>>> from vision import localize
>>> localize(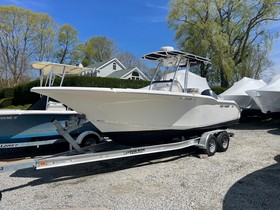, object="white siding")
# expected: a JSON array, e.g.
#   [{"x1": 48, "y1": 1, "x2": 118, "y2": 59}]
[
  {"x1": 97, "y1": 62, "x2": 124, "y2": 77},
  {"x1": 80, "y1": 58, "x2": 149, "y2": 80}
]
